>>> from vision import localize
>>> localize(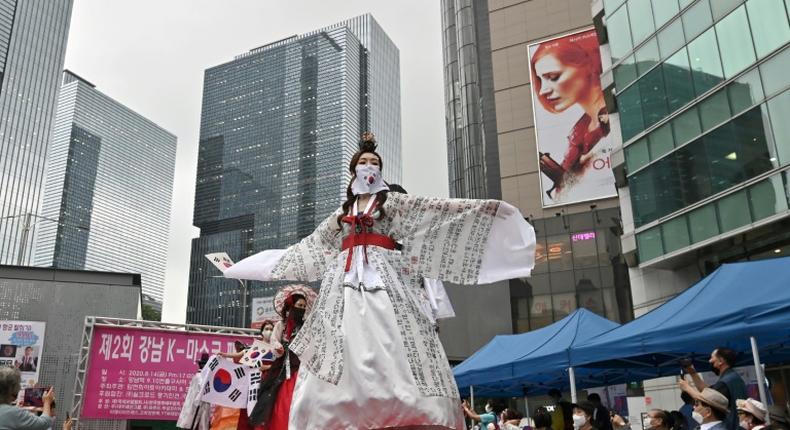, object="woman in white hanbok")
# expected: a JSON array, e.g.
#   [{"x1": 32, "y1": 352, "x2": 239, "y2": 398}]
[{"x1": 225, "y1": 134, "x2": 536, "y2": 430}]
